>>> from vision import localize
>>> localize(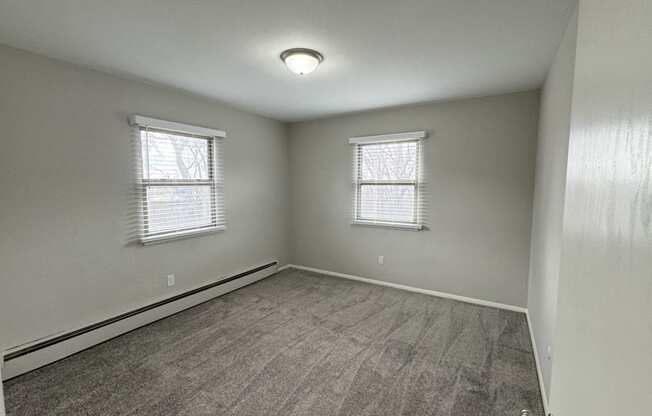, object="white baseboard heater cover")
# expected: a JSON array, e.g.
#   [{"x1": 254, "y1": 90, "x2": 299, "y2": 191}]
[{"x1": 2, "y1": 261, "x2": 278, "y2": 380}]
